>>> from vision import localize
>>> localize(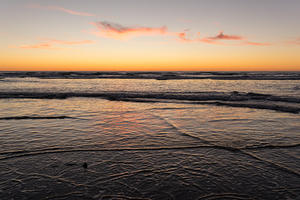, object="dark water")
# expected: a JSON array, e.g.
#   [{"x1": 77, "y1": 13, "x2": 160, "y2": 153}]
[{"x1": 0, "y1": 71, "x2": 299, "y2": 199}]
